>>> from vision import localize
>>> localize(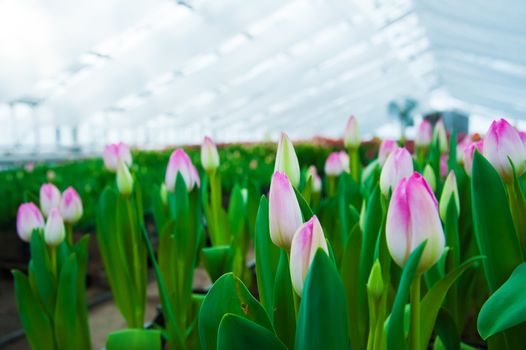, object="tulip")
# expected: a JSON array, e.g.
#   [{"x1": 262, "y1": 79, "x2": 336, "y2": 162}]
[
  {"x1": 165, "y1": 149, "x2": 200, "y2": 192},
  {"x1": 274, "y1": 132, "x2": 301, "y2": 188},
  {"x1": 367, "y1": 260, "x2": 384, "y2": 300},
  {"x1": 40, "y1": 183, "x2": 61, "y2": 217},
  {"x1": 324, "y1": 151, "x2": 349, "y2": 176},
  {"x1": 44, "y1": 208, "x2": 66, "y2": 246},
  {"x1": 456, "y1": 137, "x2": 469, "y2": 164},
  {"x1": 415, "y1": 120, "x2": 432, "y2": 148},
  {"x1": 386, "y1": 172, "x2": 445, "y2": 272},
  {"x1": 423, "y1": 164, "x2": 436, "y2": 192},
  {"x1": 60, "y1": 187, "x2": 83, "y2": 224},
  {"x1": 117, "y1": 160, "x2": 134, "y2": 196},
  {"x1": 439, "y1": 170, "x2": 460, "y2": 221},
  {"x1": 103, "y1": 142, "x2": 132, "y2": 172},
  {"x1": 289, "y1": 215, "x2": 329, "y2": 296},
  {"x1": 378, "y1": 140, "x2": 397, "y2": 166},
  {"x1": 463, "y1": 140, "x2": 484, "y2": 177},
  {"x1": 16, "y1": 203, "x2": 45, "y2": 242},
  {"x1": 307, "y1": 166, "x2": 322, "y2": 193},
  {"x1": 440, "y1": 154, "x2": 448, "y2": 178},
  {"x1": 379, "y1": 147, "x2": 413, "y2": 196},
  {"x1": 434, "y1": 120, "x2": 448, "y2": 154},
  {"x1": 269, "y1": 172, "x2": 303, "y2": 249},
  {"x1": 483, "y1": 119, "x2": 526, "y2": 182},
  {"x1": 338, "y1": 151, "x2": 350, "y2": 173},
  {"x1": 344, "y1": 115, "x2": 360, "y2": 148},
  {"x1": 201, "y1": 136, "x2": 220, "y2": 171}
]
